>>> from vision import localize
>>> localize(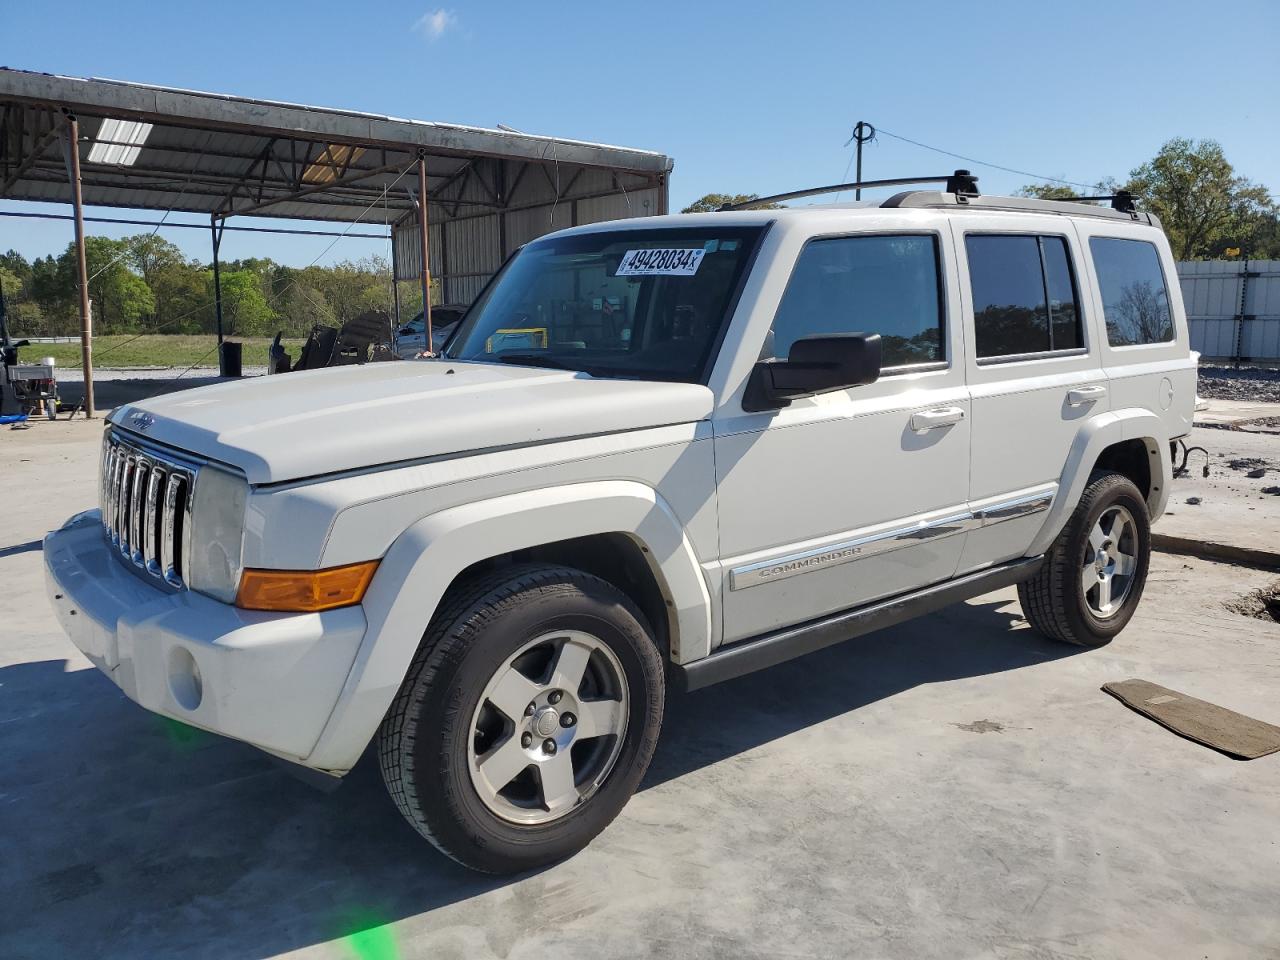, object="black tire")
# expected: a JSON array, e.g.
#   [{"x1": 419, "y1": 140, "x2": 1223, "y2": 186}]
[
  {"x1": 377, "y1": 563, "x2": 665, "y2": 874},
  {"x1": 1018, "y1": 471, "x2": 1152, "y2": 647}
]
